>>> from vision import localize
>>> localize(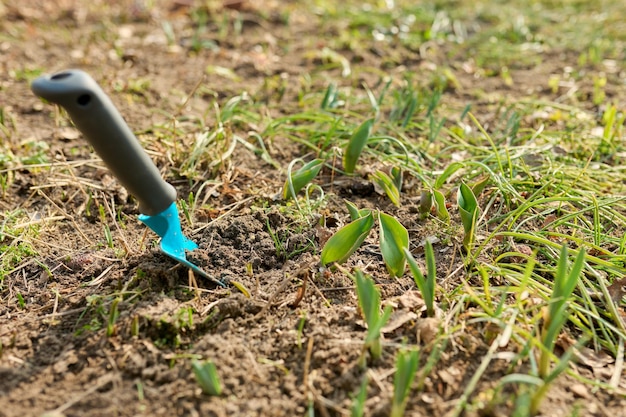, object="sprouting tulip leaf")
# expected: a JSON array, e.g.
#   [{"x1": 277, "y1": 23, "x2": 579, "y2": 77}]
[
  {"x1": 432, "y1": 189, "x2": 450, "y2": 222},
  {"x1": 321, "y1": 212, "x2": 374, "y2": 266},
  {"x1": 345, "y1": 200, "x2": 370, "y2": 221},
  {"x1": 192, "y1": 359, "x2": 222, "y2": 396},
  {"x1": 355, "y1": 270, "x2": 392, "y2": 349},
  {"x1": 370, "y1": 170, "x2": 401, "y2": 207},
  {"x1": 404, "y1": 242, "x2": 436, "y2": 317},
  {"x1": 392, "y1": 349, "x2": 420, "y2": 417},
  {"x1": 378, "y1": 212, "x2": 409, "y2": 277},
  {"x1": 355, "y1": 269, "x2": 380, "y2": 328},
  {"x1": 343, "y1": 118, "x2": 374, "y2": 174},
  {"x1": 282, "y1": 158, "x2": 324, "y2": 200},
  {"x1": 321, "y1": 82, "x2": 339, "y2": 109},
  {"x1": 458, "y1": 182, "x2": 479, "y2": 248},
  {"x1": 391, "y1": 166, "x2": 403, "y2": 191},
  {"x1": 471, "y1": 175, "x2": 490, "y2": 196},
  {"x1": 434, "y1": 162, "x2": 463, "y2": 189},
  {"x1": 419, "y1": 190, "x2": 433, "y2": 217}
]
